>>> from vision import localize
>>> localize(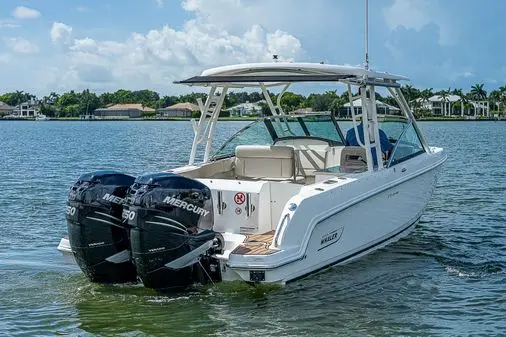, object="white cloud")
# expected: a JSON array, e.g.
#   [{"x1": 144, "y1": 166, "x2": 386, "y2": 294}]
[
  {"x1": 49, "y1": 19, "x2": 303, "y2": 92},
  {"x1": 5, "y1": 37, "x2": 39, "y2": 54},
  {"x1": 383, "y1": 0, "x2": 431, "y2": 31},
  {"x1": 0, "y1": 53, "x2": 10, "y2": 62},
  {"x1": 0, "y1": 19, "x2": 20, "y2": 28},
  {"x1": 77, "y1": 6, "x2": 89, "y2": 13},
  {"x1": 180, "y1": 0, "x2": 341, "y2": 44},
  {"x1": 12, "y1": 6, "x2": 41, "y2": 19},
  {"x1": 50, "y1": 22, "x2": 73, "y2": 43},
  {"x1": 383, "y1": 0, "x2": 453, "y2": 46},
  {"x1": 156, "y1": 0, "x2": 164, "y2": 8}
]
